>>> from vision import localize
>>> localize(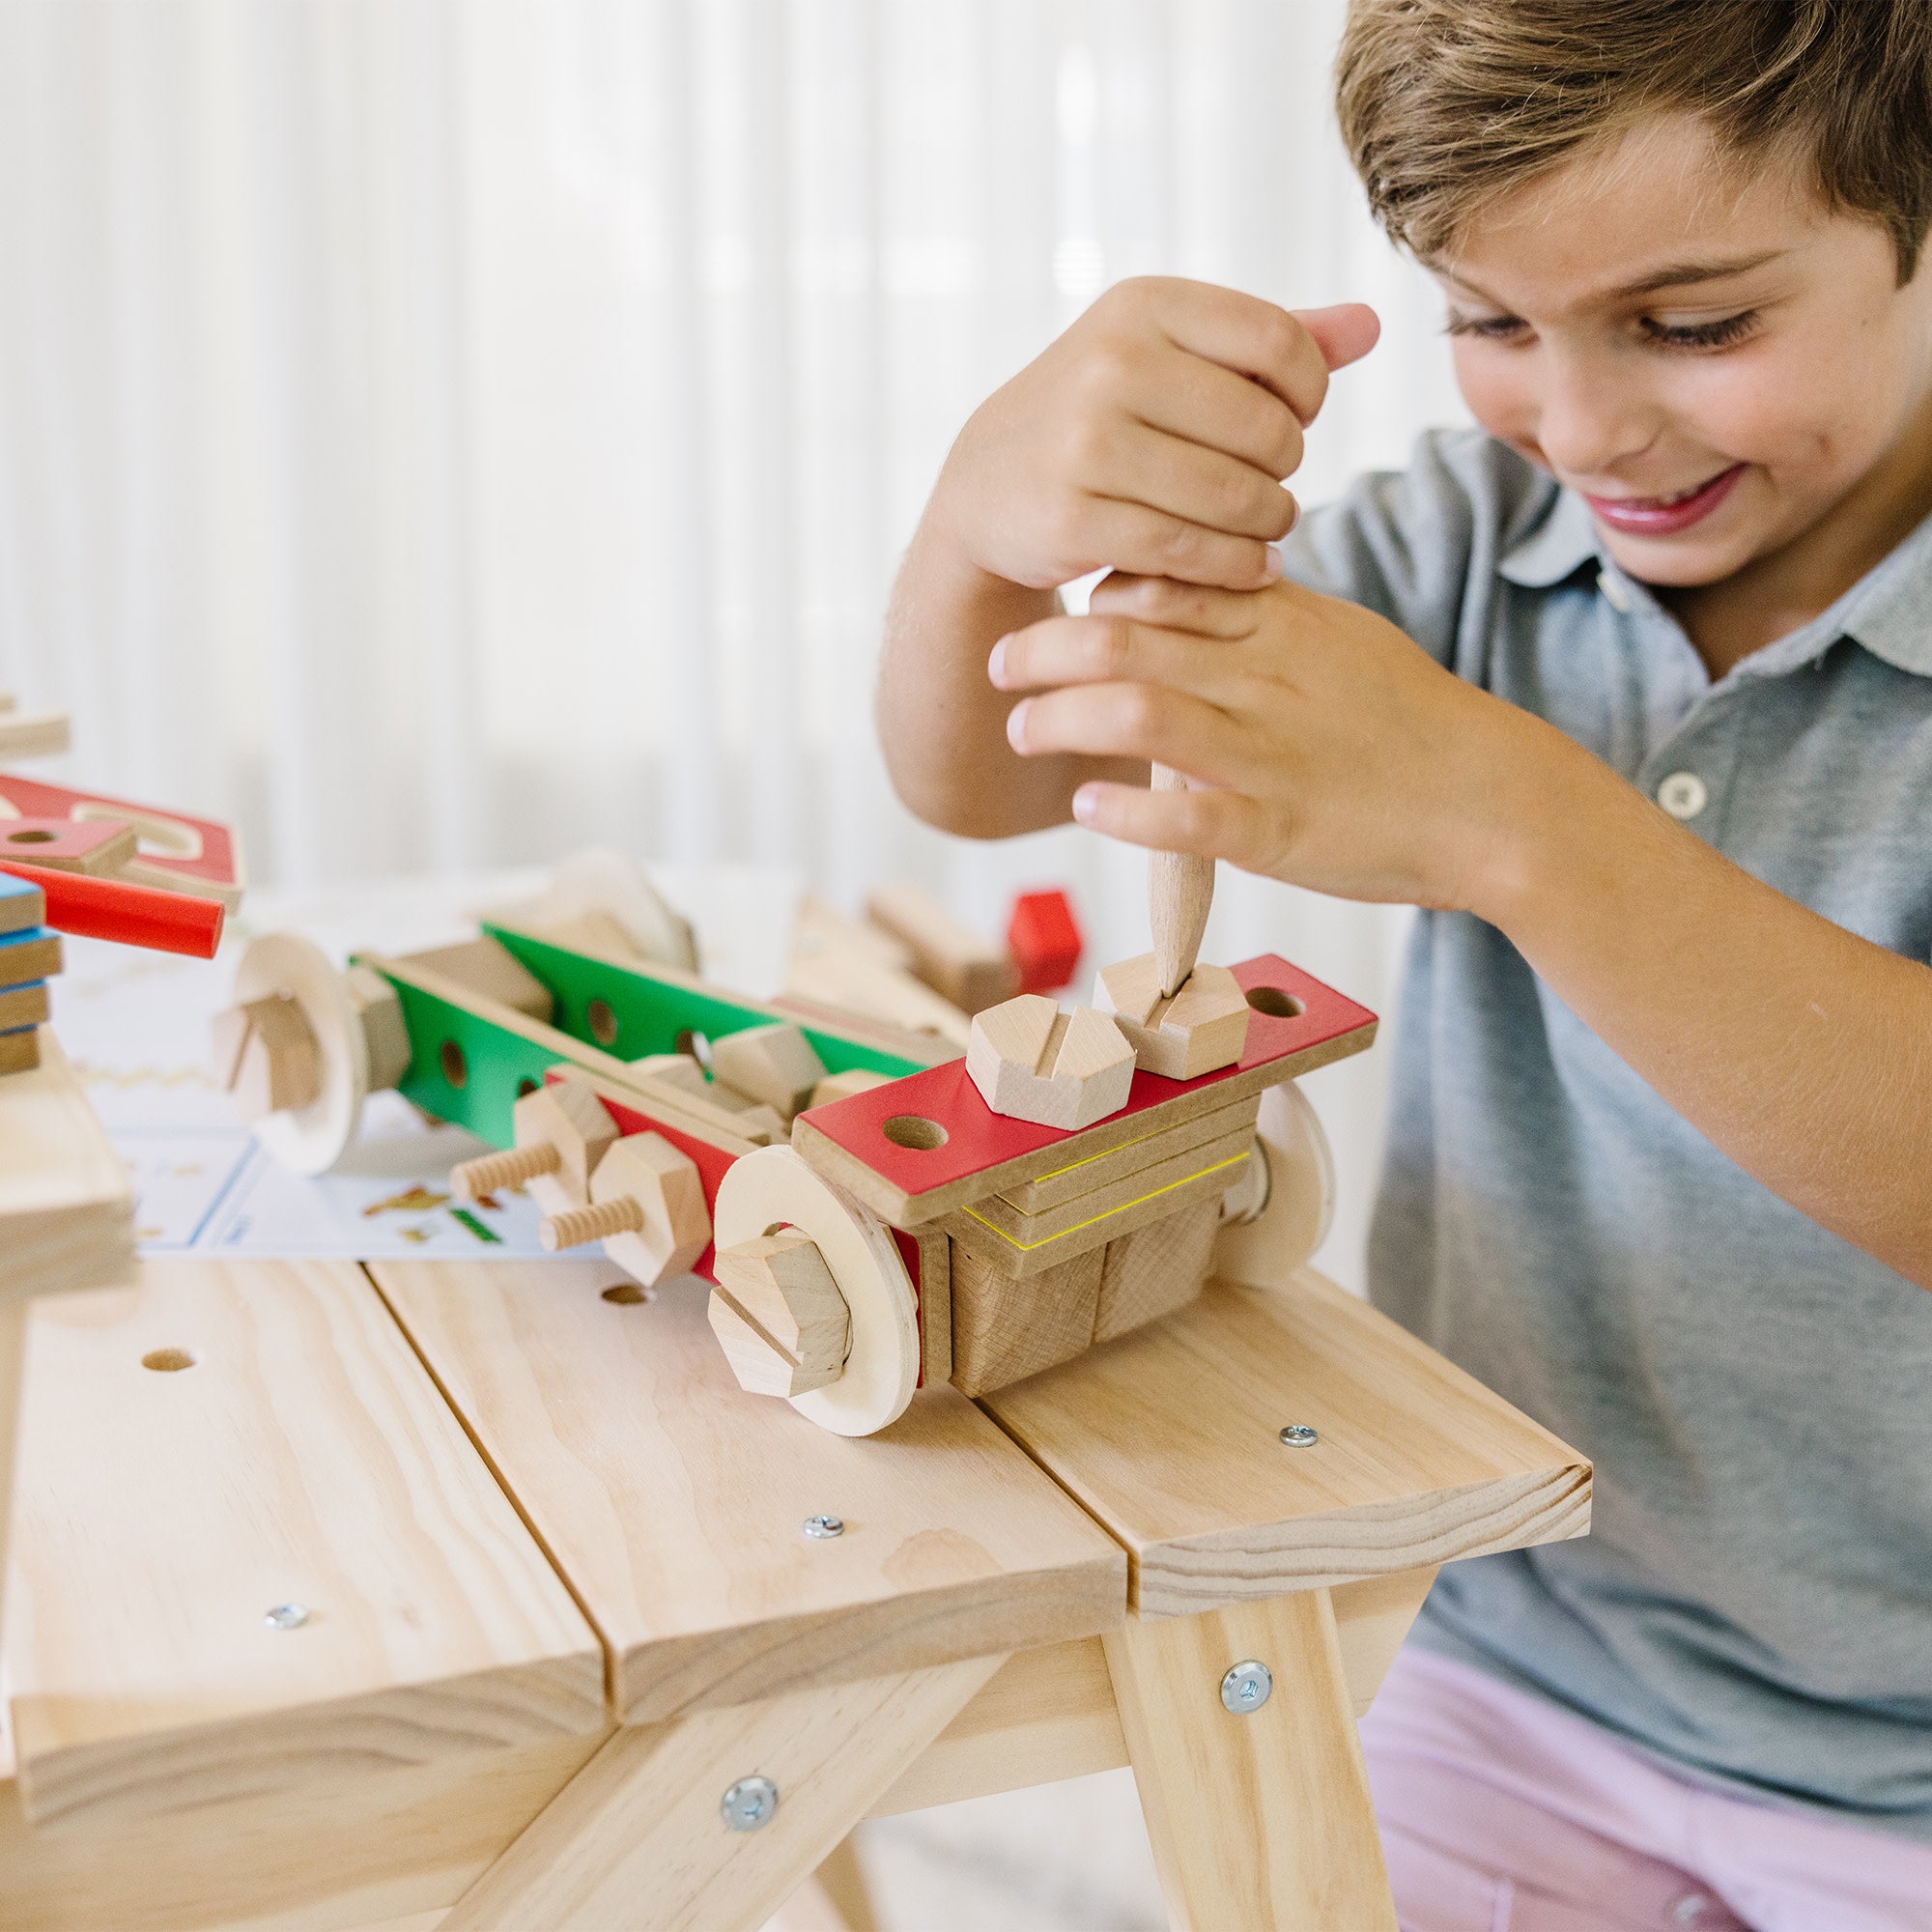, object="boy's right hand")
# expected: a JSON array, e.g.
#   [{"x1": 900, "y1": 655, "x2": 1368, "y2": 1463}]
[{"x1": 927, "y1": 277, "x2": 1379, "y2": 593}]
